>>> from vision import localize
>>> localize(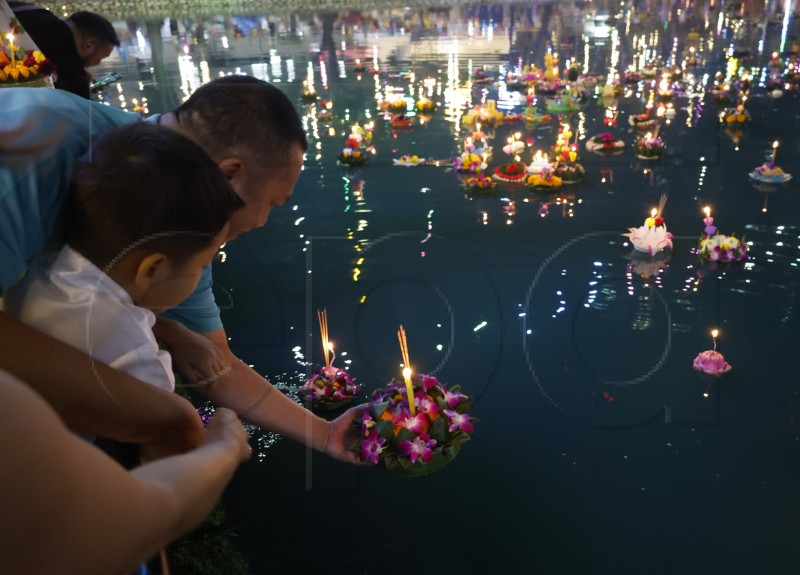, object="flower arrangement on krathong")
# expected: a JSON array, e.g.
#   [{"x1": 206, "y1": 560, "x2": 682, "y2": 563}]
[
  {"x1": 463, "y1": 173, "x2": 496, "y2": 193},
  {"x1": 586, "y1": 132, "x2": 624, "y2": 152},
  {"x1": 624, "y1": 194, "x2": 673, "y2": 256},
  {"x1": 695, "y1": 207, "x2": 749, "y2": 263},
  {"x1": 748, "y1": 141, "x2": 792, "y2": 183},
  {"x1": 0, "y1": 26, "x2": 56, "y2": 85},
  {"x1": 352, "y1": 327, "x2": 475, "y2": 476},
  {"x1": 634, "y1": 133, "x2": 665, "y2": 159},
  {"x1": 338, "y1": 123, "x2": 373, "y2": 167},
  {"x1": 493, "y1": 132, "x2": 527, "y2": 183},
  {"x1": 300, "y1": 309, "x2": 361, "y2": 412}
]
